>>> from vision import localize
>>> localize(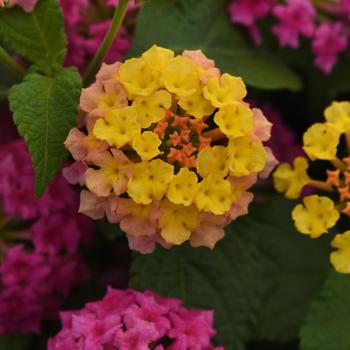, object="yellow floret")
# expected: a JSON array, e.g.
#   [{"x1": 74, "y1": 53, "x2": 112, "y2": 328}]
[
  {"x1": 132, "y1": 90, "x2": 172, "y2": 128},
  {"x1": 167, "y1": 168, "x2": 199, "y2": 206},
  {"x1": 292, "y1": 195, "x2": 340, "y2": 238},
  {"x1": 196, "y1": 146, "x2": 229, "y2": 177},
  {"x1": 227, "y1": 136, "x2": 268, "y2": 177},
  {"x1": 132, "y1": 131, "x2": 162, "y2": 161},
  {"x1": 203, "y1": 73, "x2": 247, "y2": 108},
  {"x1": 142, "y1": 45, "x2": 175, "y2": 75},
  {"x1": 163, "y1": 56, "x2": 199, "y2": 97},
  {"x1": 195, "y1": 174, "x2": 232, "y2": 215},
  {"x1": 159, "y1": 199, "x2": 199, "y2": 244},
  {"x1": 214, "y1": 102, "x2": 253, "y2": 137},
  {"x1": 273, "y1": 157, "x2": 310, "y2": 199},
  {"x1": 127, "y1": 159, "x2": 174, "y2": 205},
  {"x1": 178, "y1": 90, "x2": 216, "y2": 118},
  {"x1": 324, "y1": 101, "x2": 350, "y2": 133},
  {"x1": 303, "y1": 123, "x2": 340, "y2": 160},
  {"x1": 93, "y1": 106, "x2": 141, "y2": 148},
  {"x1": 330, "y1": 231, "x2": 350, "y2": 274},
  {"x1": 119, "y1": 57, "x2": 159, "y2": 96}
]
